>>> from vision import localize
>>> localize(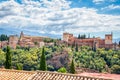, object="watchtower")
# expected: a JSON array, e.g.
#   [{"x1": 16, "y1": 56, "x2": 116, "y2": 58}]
[
  {"x1": 9, "y1": 35, "x2": 18, "y2": 49},
  {"x1": 105, "y1": 33, "x2": 112, "y2": 44},
  {"x1": 63, "y1": 33, "x2": 73, "y2": 42}
]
